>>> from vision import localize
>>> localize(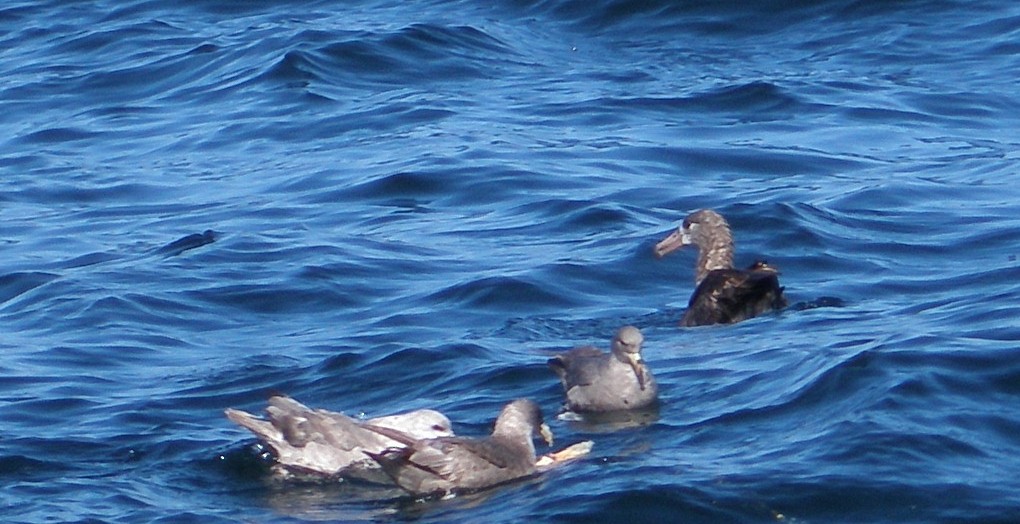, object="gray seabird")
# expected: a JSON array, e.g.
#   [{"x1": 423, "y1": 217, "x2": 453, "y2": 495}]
[
  {"x1": 225, "y1": 395, "x2": 454, "y2": 482},
  {"x1": 548, "y1": 325, "x2": 658, "y2": 412},
  {"x1": 363, "y1": 399, "x2": 553, "y2": 497},
  {"x1": 654, "y1": 209, "x2": 786, "y2": 327}
]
